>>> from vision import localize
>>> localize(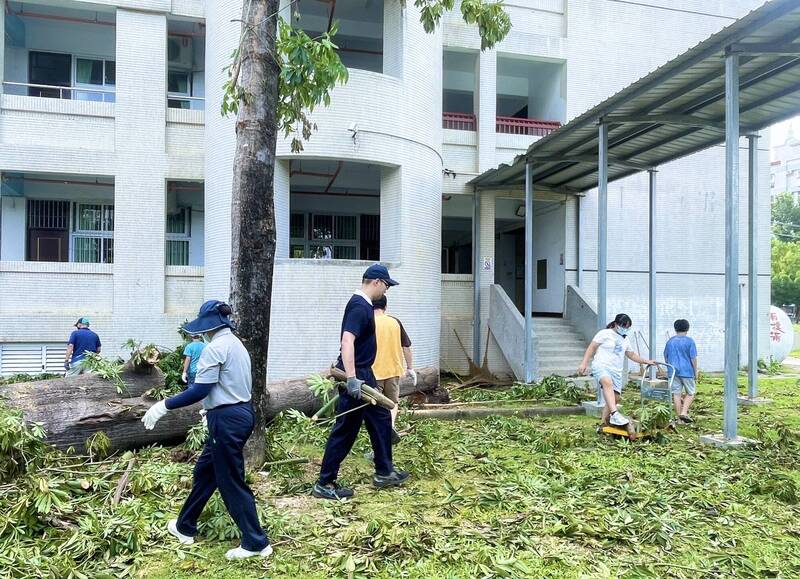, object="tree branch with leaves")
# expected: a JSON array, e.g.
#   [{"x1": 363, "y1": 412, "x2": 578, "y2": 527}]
[{"x1": 223, "y1": 0, "x2": 512, "y2": 466}]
